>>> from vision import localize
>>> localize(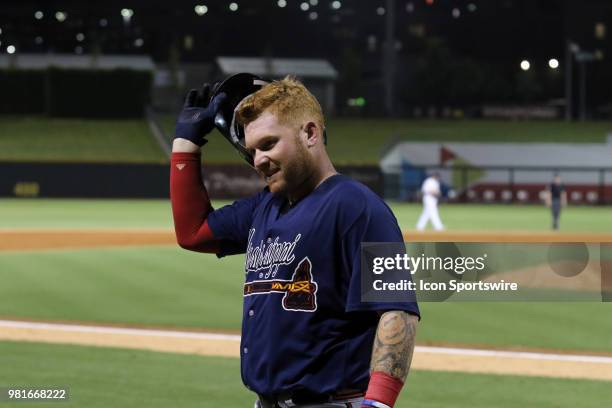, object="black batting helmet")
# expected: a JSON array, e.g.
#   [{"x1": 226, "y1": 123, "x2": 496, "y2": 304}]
[{"x1": 211, "y1": 73, "x2": 269, "y2": 166}]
